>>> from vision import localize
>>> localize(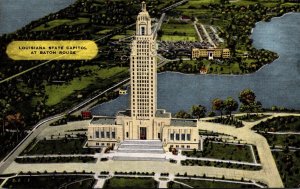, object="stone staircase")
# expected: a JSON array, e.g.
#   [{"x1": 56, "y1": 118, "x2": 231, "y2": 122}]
[{"x1": 112, "y1": 140, "x2": 166, "y2": 161}]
